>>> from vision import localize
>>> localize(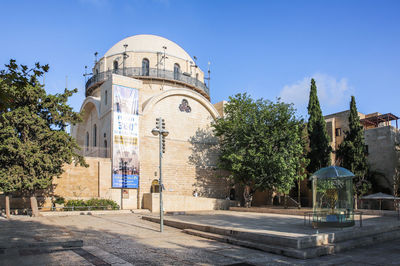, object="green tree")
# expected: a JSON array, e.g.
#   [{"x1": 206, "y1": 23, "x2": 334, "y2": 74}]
[
  {"x1": 212, "y1": 93, "x2": 306, "y2": 207},
  {"x1": 394, "y1": 143, "x2": 400, "y2": 197},
  {"x1": 0, "y1": 59, "x2": 86, "y2": 217},
  {"x1": 307, "y1": 78, "x2": 332, "y2": 174},
  {"x1": 336, "y1": 96, "x2": 369, "y2": 208},
  {"x1": 295, "y1": 123, "x2": 310, "y2": 208}
]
